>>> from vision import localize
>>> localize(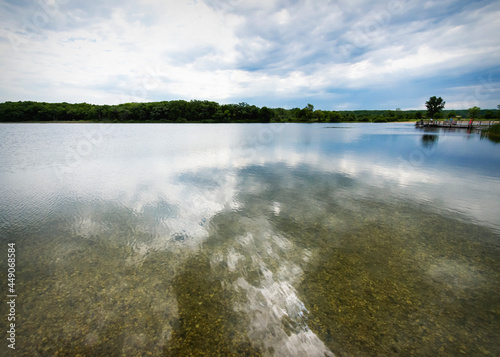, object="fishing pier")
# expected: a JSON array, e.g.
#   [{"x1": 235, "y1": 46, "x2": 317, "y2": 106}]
[{"x1": 415, "y1": 120, "x2": 499, "y2": 132}]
